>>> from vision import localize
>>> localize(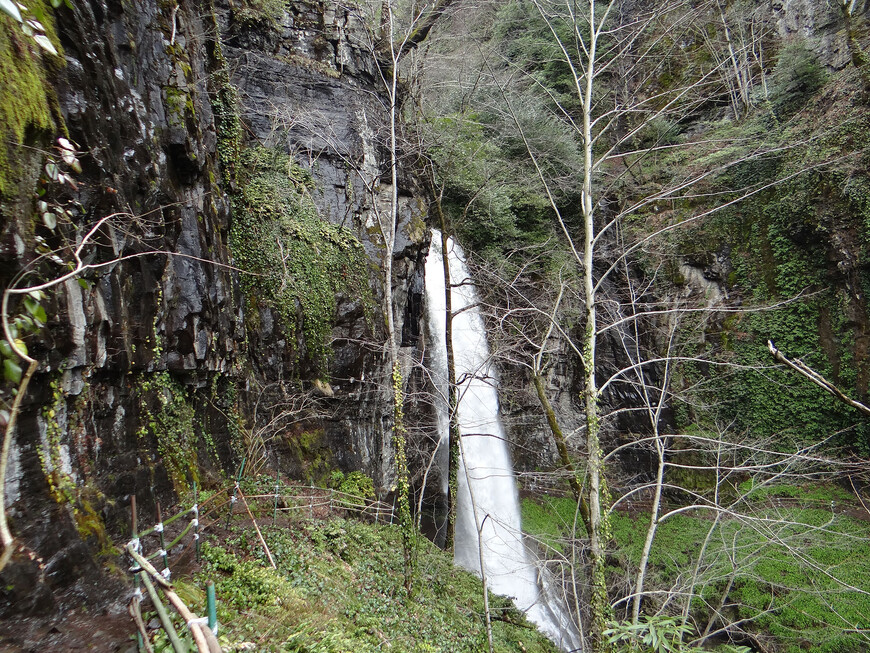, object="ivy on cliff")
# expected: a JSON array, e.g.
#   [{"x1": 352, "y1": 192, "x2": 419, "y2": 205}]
[
  {"x1": 207, "y1": 0, "x2": 241, "y2": 187},
  {"x1": 229, "y1": 146, "x2": 371, "y2": 376},
  {"x1": 671, "y1": 67, "x2": 870, "y2": 453},
  {"x1": 136, "y1": 371, "x2": 199, "y2": 492}
]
